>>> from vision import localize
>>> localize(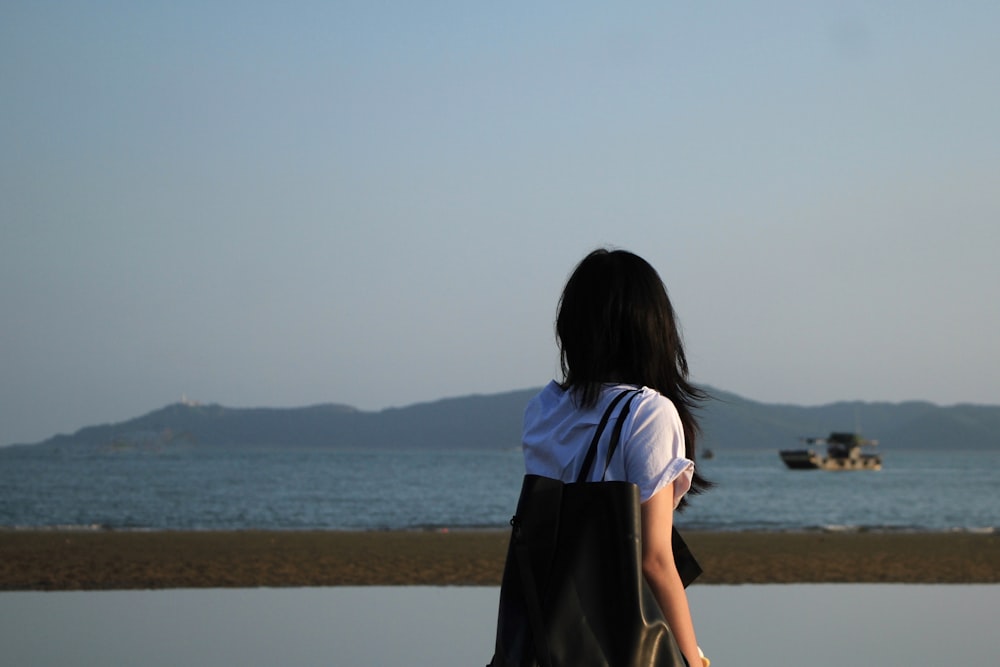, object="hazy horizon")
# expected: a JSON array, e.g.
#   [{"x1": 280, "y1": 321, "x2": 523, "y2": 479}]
[{"x1": 7, "y1": 381, "x2": 999, "y2": 448}]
